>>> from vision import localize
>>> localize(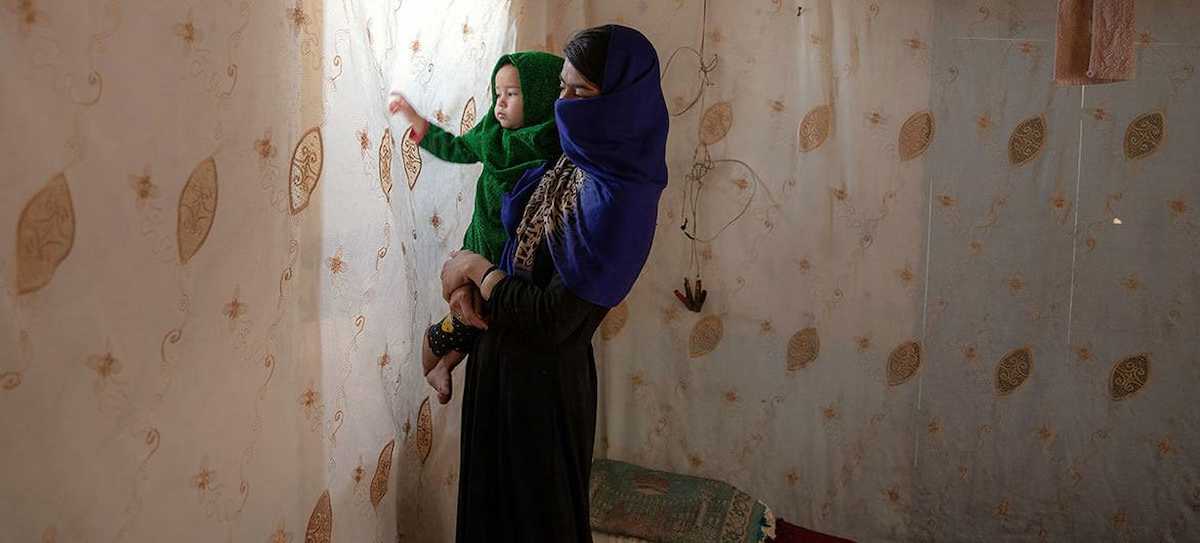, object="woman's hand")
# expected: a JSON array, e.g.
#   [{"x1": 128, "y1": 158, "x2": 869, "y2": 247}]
[
  {"x1": 441, "y1": 250, "x2": 490, "y2": 302},
  {"x1": 387, "y1": 92, "x2": 429, "y2": 144},
  {"x1": 448, "y1": 284, "x2": 488, "y2": 329}
]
